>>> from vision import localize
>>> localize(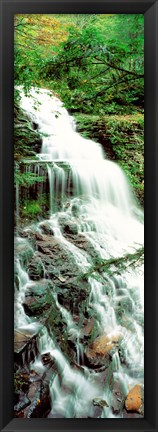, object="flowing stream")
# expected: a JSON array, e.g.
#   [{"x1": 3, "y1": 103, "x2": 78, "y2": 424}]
[{"x1": 14, "y1": 88, "x2": 144, "y2": 418}]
